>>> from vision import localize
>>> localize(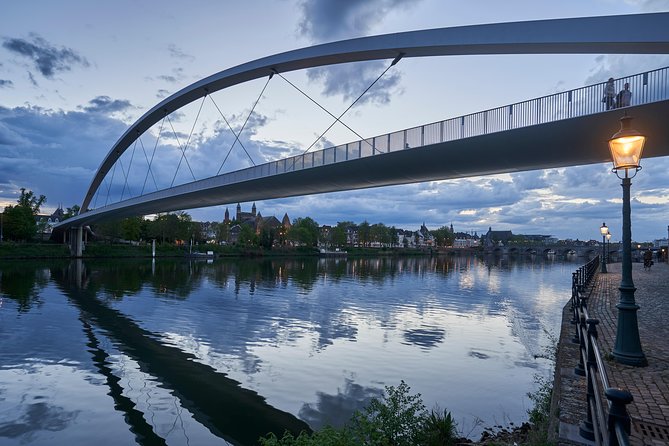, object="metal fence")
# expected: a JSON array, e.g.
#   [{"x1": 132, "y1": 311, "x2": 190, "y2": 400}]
[
  {"x1": 571, "y1": 257, "x2": 633, "y2": 446},
  {"x1": 213, "y1": 65, "x2": 669, "y2": 186}
]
